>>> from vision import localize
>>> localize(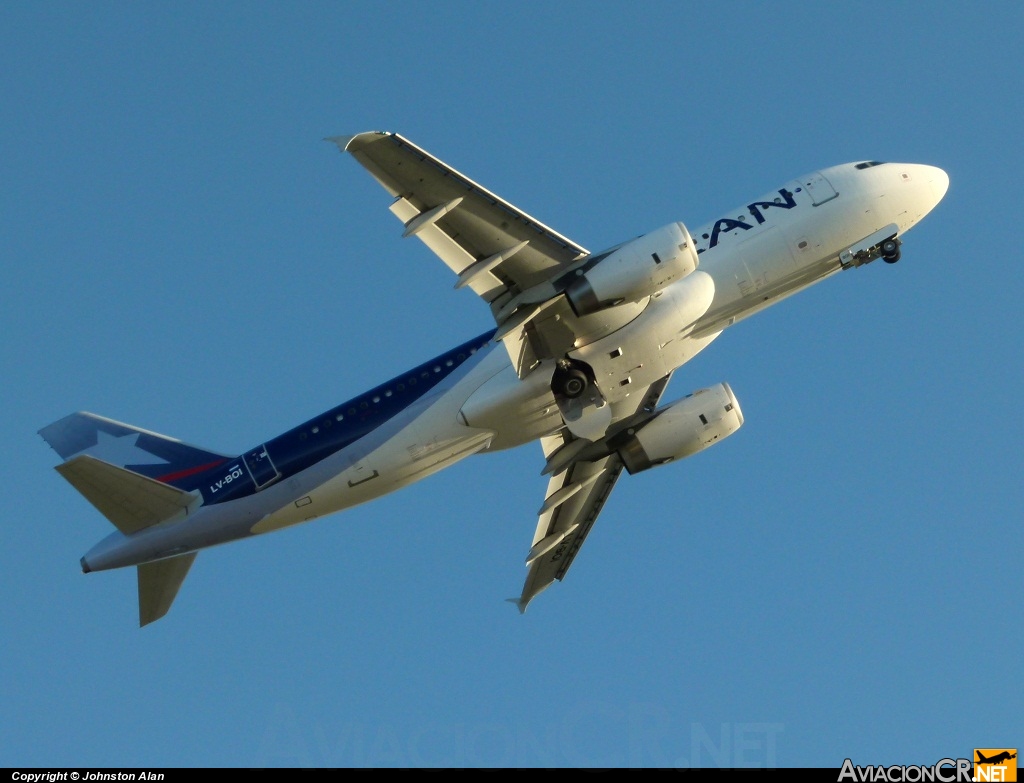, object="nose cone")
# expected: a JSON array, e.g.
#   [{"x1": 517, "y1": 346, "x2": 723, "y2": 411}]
[
  {"x1": 921, "y1": 164, "x2": 950, "y2": 207},
  {"x1": 887, "y1": 163, "x2": 949, "y2": 231},
  {"x1": 906, "y1": 163, "x2": 949, "y2": 216}
]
